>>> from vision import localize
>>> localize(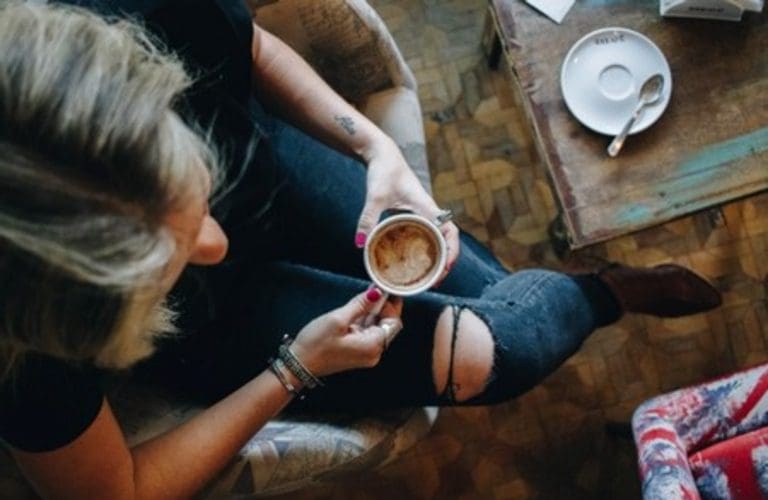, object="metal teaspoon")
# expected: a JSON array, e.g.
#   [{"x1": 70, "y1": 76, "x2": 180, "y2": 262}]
[{"x1": 607, "y1": 73, "x2": 665, "y2": 157}]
